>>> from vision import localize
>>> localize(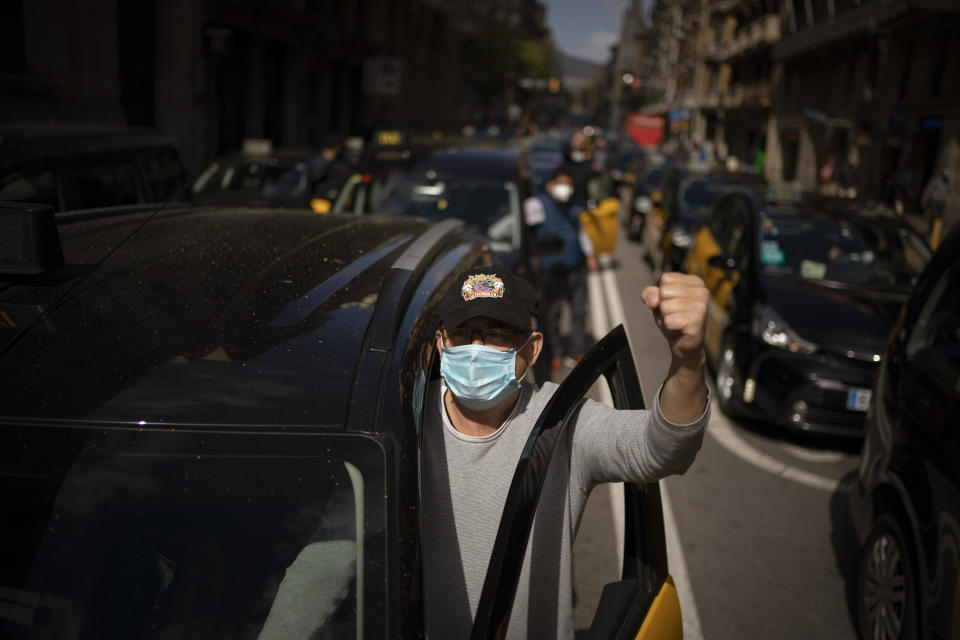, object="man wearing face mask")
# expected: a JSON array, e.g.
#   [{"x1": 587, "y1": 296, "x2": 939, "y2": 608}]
[
  {"x1": 524, "y1": 165, "x2": 597, "y2": 374},
  {"x1": 421, "y1": 266, "x2": 710, "y2": 639}
]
